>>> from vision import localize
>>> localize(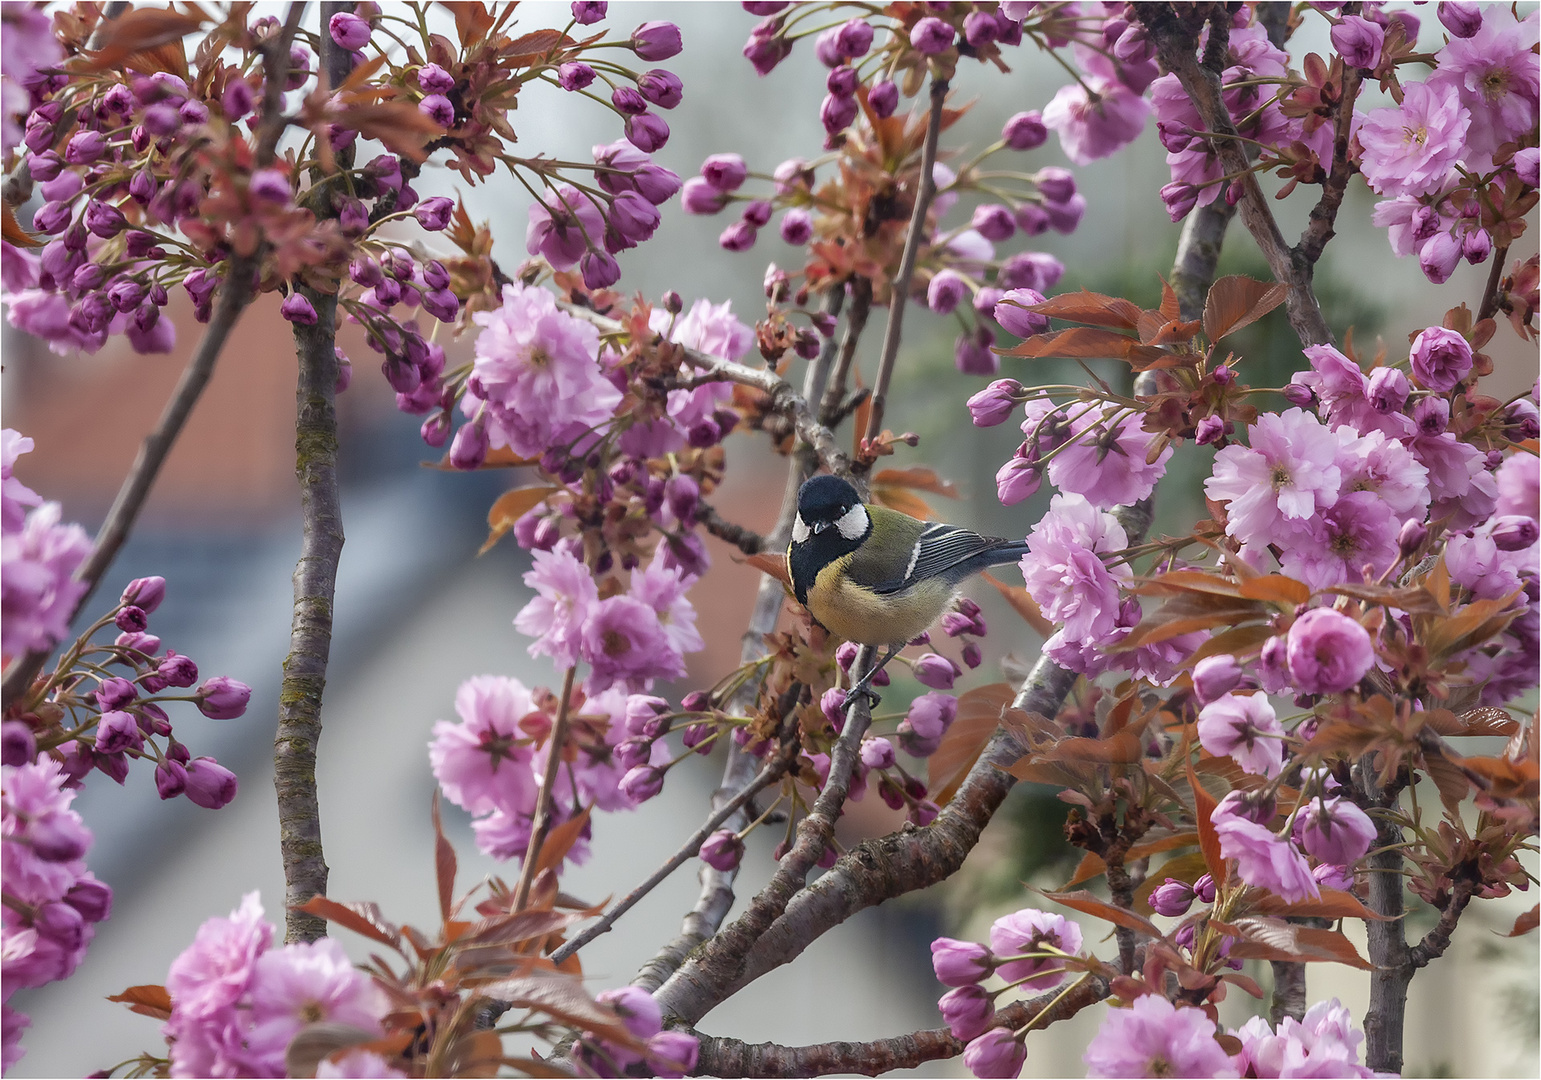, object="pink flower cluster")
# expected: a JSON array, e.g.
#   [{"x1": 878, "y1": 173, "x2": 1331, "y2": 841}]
[
  {"x1": 160, "y1": 892, "x2": 391, "y2": 1077},
  {"x1": 930, "y1": 908, "x2": 1082, "y2": 1076},
  {"x1": 1, "y1": 758, "x2": 112, "y2": 1074},
  {"x1": 1, "y1": 430, "x2": 89, "y2": 658},
  {"x1": 429, "y1": 674, "x2": 671, "y2": 866},
  {"x1": 574, "y1": 986, "x2": 699, "y2": 1078},
  {"x1": 1363, "y1": 8, "x2": 1538, "y2": 281}
]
